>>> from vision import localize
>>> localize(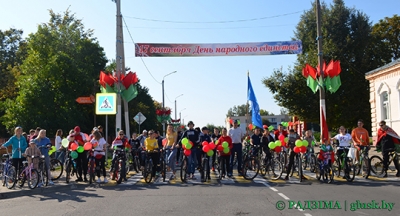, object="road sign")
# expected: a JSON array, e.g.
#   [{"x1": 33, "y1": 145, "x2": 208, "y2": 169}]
[
  {"x1": 76, "y1": 97, "x2": 93, "y2": 104},
  {"x1": 96, "y1": 93, "x2": 117, "y2": 115},
  {"x1": 134, "y1": 112, "x2": 146, "y2": 125}
]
